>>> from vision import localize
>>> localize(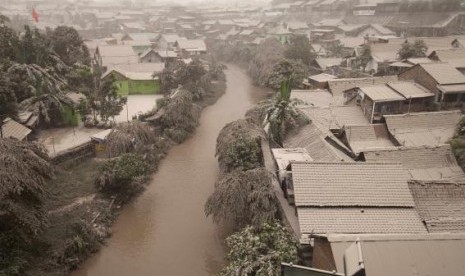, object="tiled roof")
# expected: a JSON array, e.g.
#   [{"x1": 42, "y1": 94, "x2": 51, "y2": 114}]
[
  {"x1": 291, "y1": 90, "x2": 333, "y2": 108},
  {"x1": 1, "y1": 118, "x2": 31, "y2": 141},
  {"x1": 331, "y1": 106, "x2": 368, "y2": 127},
  {"x1": 284, "y1": 123, "x2": 353, "y2": 162},
  {"x1": 409, "y1": 181, "x2": 465, "y2": 232},
  {"x1": 384, "y1": 111, "x2": 462, "y2": 147},
  {"x1": 364, "y1": 145, "x2": 465, "y2": 181},
  {"x1": 344, "y1": 124, "x2": 395, "y2": 154},
  {"x1": 291, "y1": 162, "x2": 414, "y2": 207},
  {"x1": 297, "y1": 207, "x2": 427, "y2": 234}
]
